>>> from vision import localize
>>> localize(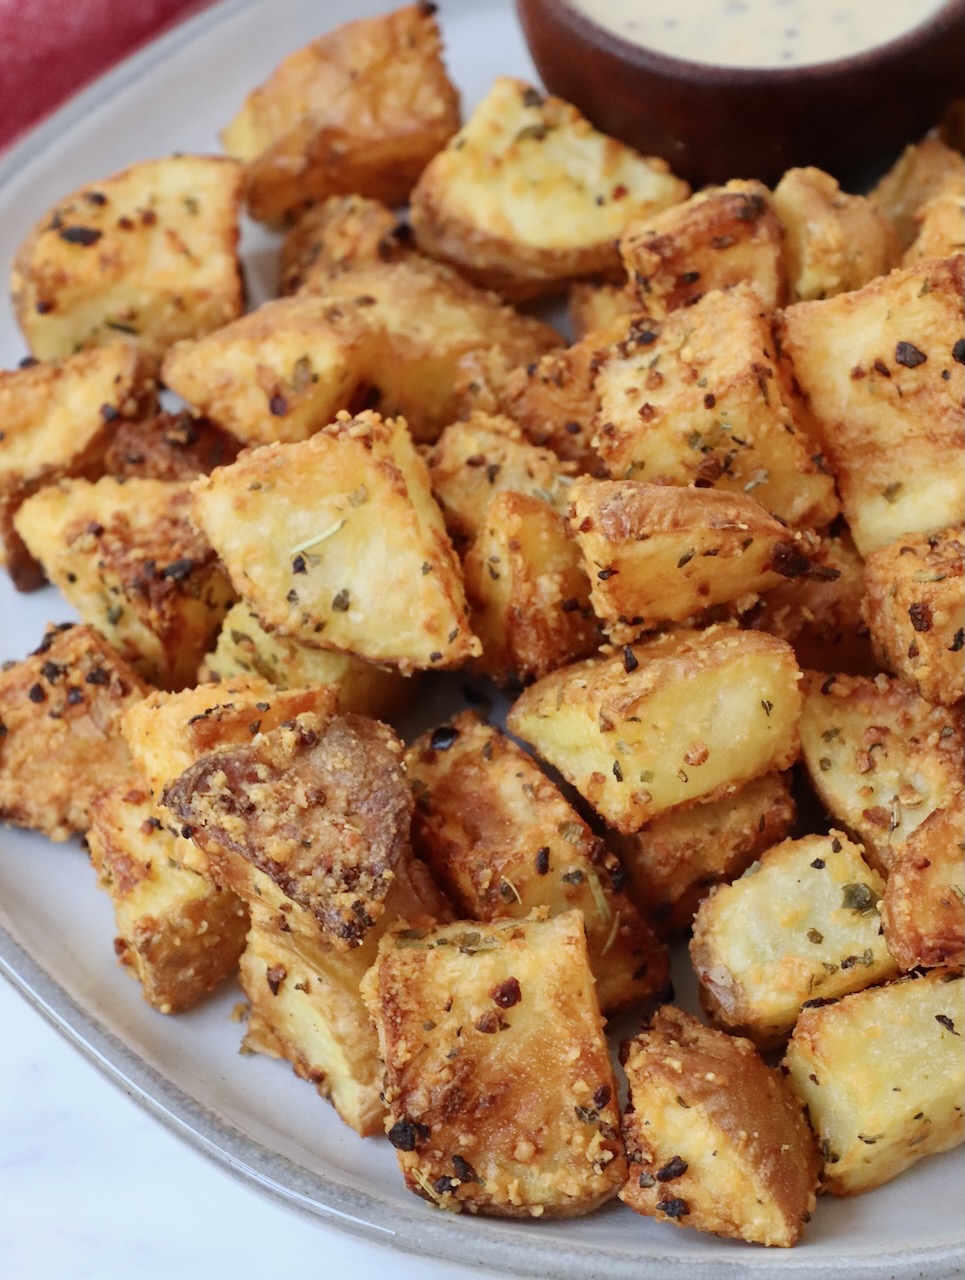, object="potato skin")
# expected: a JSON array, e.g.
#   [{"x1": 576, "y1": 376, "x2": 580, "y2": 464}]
[
  {"x1": 103, "y1": 410, "x2": 241, "y2": 482},
  {"x1": 880, "y1": 802, "x2": 965, "y2": 971}
]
